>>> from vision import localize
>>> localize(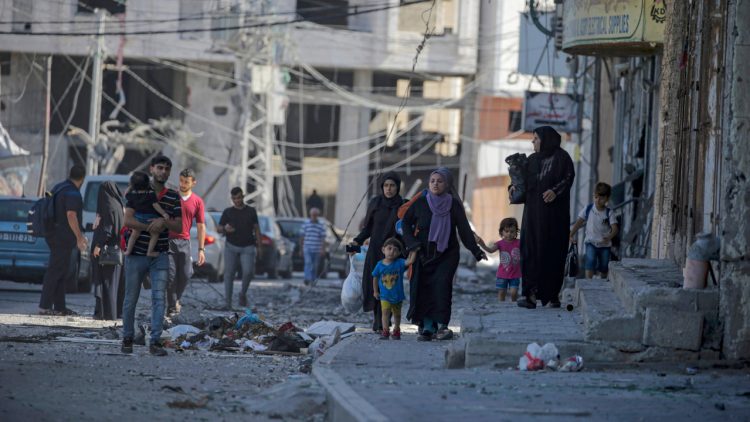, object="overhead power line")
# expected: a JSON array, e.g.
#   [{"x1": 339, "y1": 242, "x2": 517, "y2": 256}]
[{"x1": 0, "y1": 0, "x2": 430, "y2": 37}]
